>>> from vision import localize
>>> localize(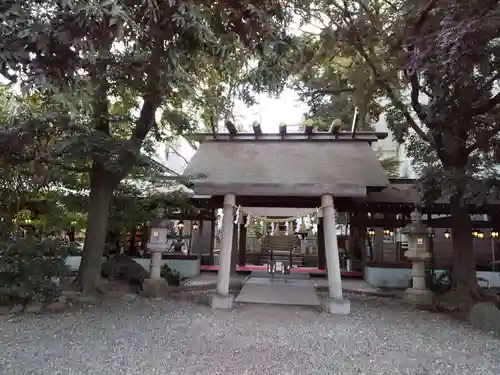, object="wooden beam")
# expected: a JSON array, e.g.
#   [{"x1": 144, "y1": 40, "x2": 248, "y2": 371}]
[
  {"x1": 238, "y1": 218, "x2": 247, "y2": 267},
  {"x1": 209, "y1": 220, "x2": 215, "y2": 265},
  {"x1": 225, "y1": 120, "x2": 238, "y2": 135},
  {"x1": 317, "y1": 218, "x2": 326, "y2": 270},
  {"x1": 279, "y1": 124, "x2": 287, "y2": 136},
  {"x1": 252, "y1": 121, "x2": 262, "y2": 135},
  {"x1": 192, "y1": 182, "x2": 367, "y2": 198},
  {"x1": 230, "y1": 222, "x2": 238, "y2": 274},
  {"x1": 190, "y1": 195, "x2": 499, "y2": 214},
  {"x1": 304, "y1": 124, "x2": 314, "y2": 135},
  {"x1": 351, "y1": 217, "x2": 494, "y2": 228},
  {"x1": 163, "y1": 213, "x2": 213, "y2": 220},
  {"x1": 359, "y1": 202, "x2": 498, "y2": 215}
]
